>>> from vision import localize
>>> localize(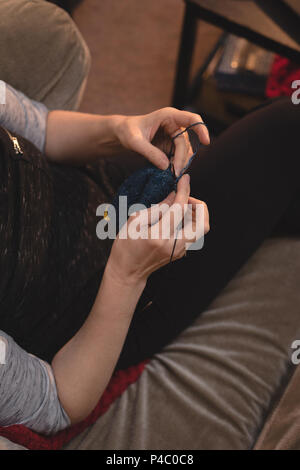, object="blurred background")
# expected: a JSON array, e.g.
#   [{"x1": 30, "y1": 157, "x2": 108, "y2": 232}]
[
  {"x1": 52, "y1": 0, "x2": 300, "y2": 134},
  {"x1": 72, "y1": 0, "x2": 220, "y2": 116}
]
